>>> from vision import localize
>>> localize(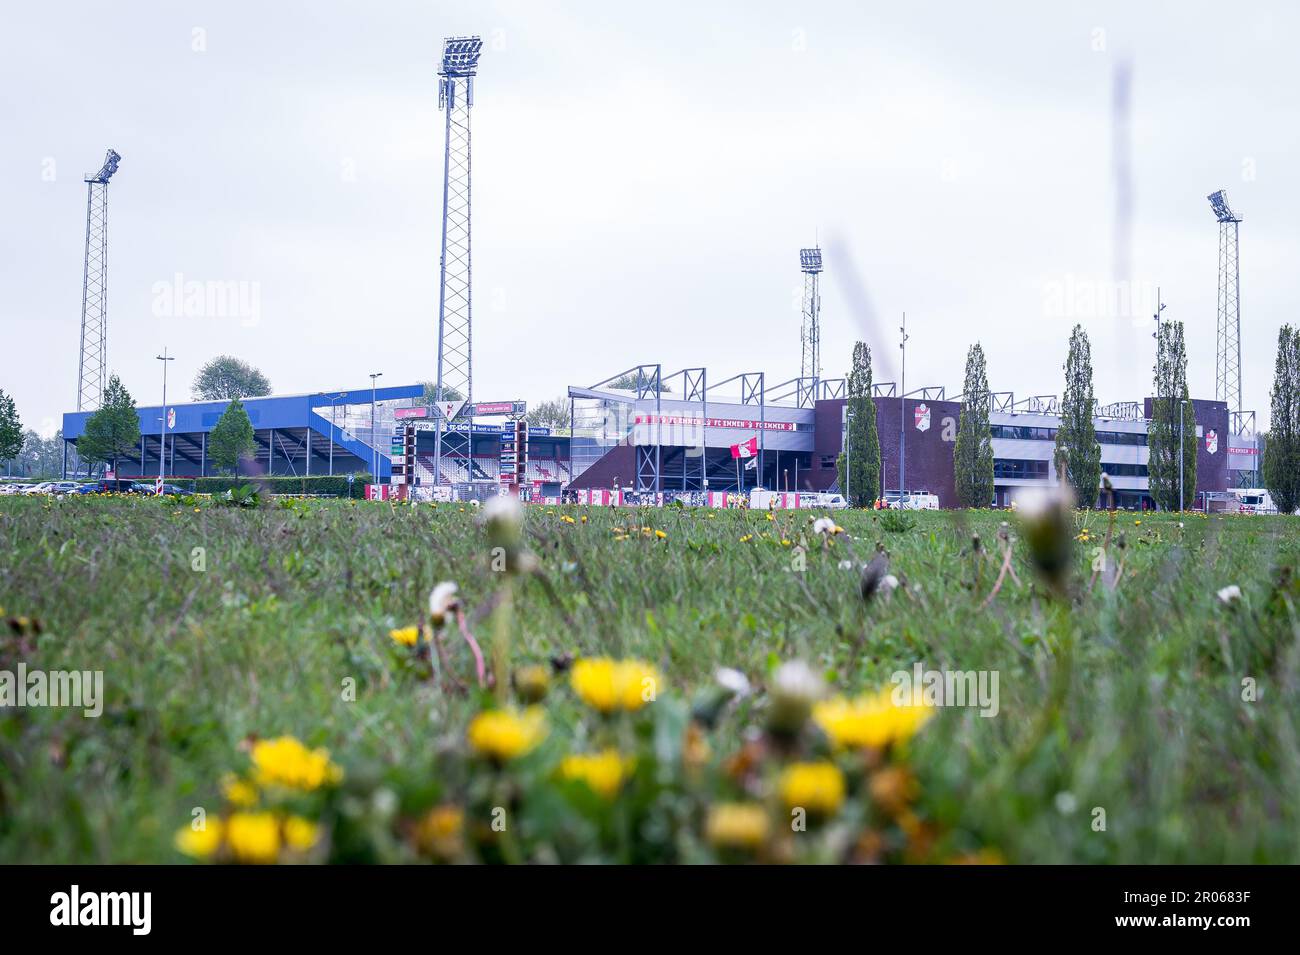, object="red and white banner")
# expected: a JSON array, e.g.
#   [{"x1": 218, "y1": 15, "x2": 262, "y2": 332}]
[
  {"x1": 706, "y1": 492, "x2": 748, "y2": 508},
  {"x1": 635, "y1": 414, "x2": 796, "y2": 432},
  {"x1": 578, "y1": 489, "x2": 624, "y2": 506},
  {"x1": 730, "y1": 436, "x2": 758, "y2": 459},
  {"x1": 365, "y1": 484, "x2": 392, "y2": 500},
  {"x1": 1205, "y1": 429, "x2": 1218, "y2": 454}
]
